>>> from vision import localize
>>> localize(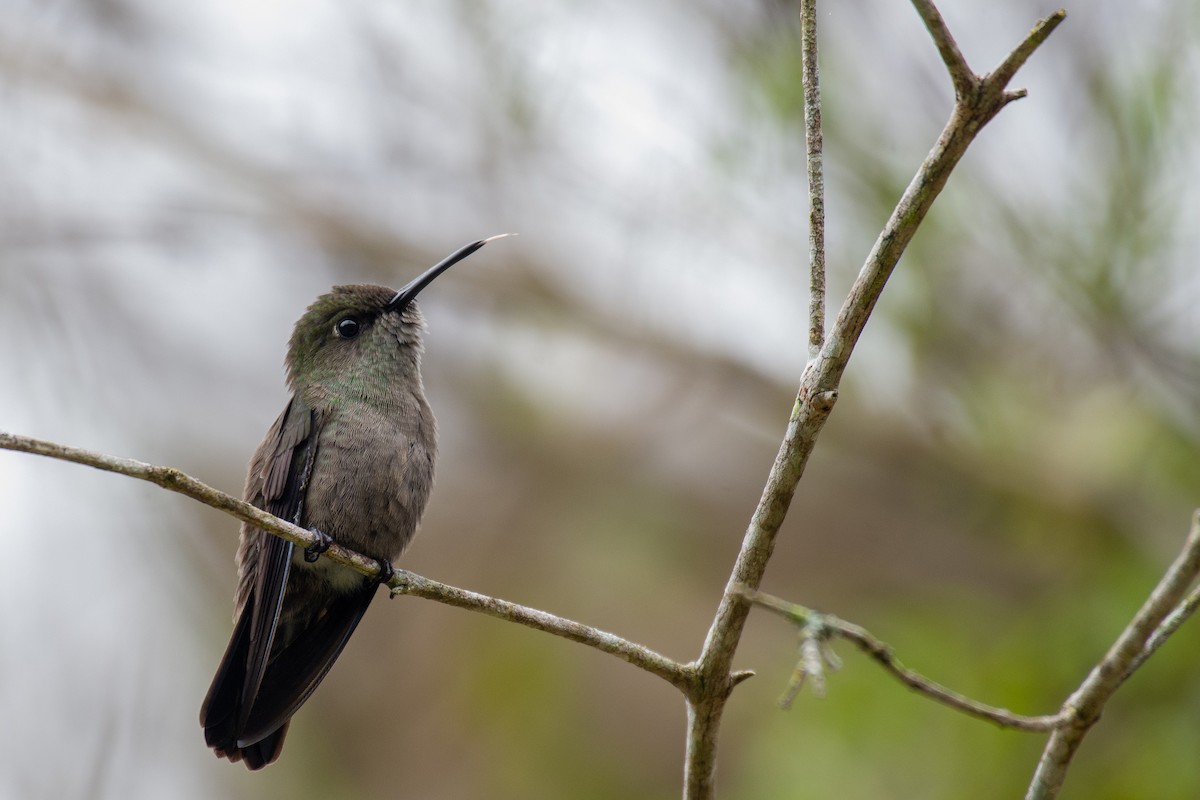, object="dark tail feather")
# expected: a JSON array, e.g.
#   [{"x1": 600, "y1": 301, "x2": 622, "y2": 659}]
[
  {"x1": 201, "y1": 608, "x2": 291, "y2": 770},
  {"x1": 237, "y1": 588, "x2": 375, "y2": 745},
  {"x1": 200, "y1": 607, "x2": 251, "y2": 755},
  {"x1": 232, "y1": 724, "x2": 289, "y2": 770},
  {"x1": 200, "y1": 586, "x2": 376, "y2": 769}
]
